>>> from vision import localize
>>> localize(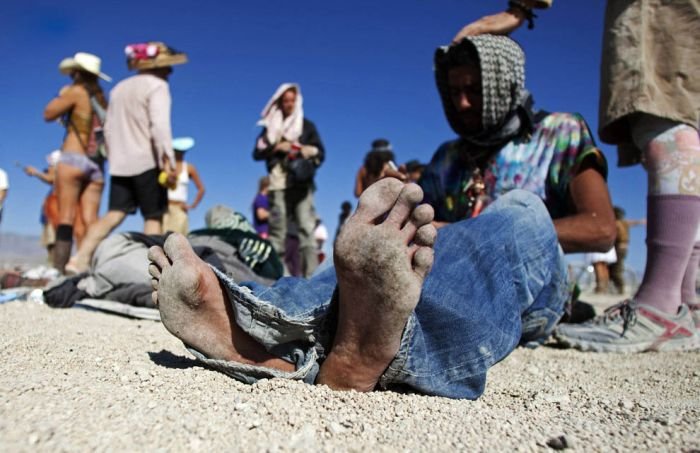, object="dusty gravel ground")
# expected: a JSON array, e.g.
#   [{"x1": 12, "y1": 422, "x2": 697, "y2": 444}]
[{"x1": 1, "y1": 293, "x2": 699, "y2": 452}]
